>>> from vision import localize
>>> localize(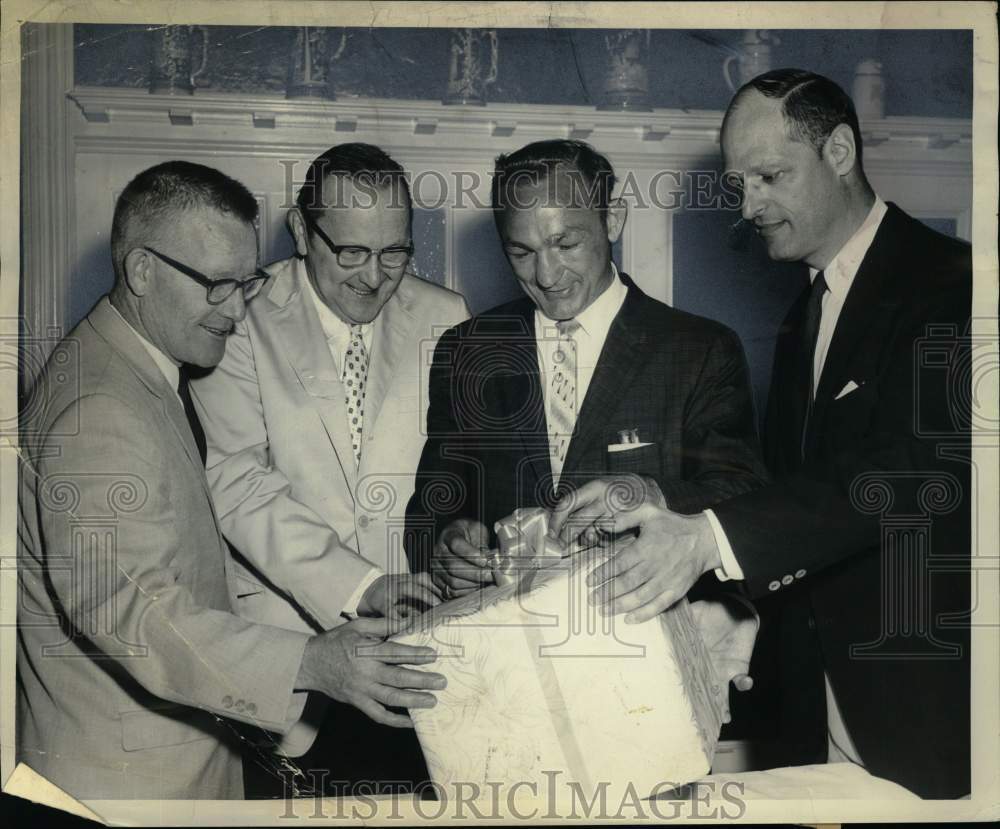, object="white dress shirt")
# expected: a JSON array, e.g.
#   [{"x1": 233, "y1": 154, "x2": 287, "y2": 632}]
[
  {"x1": 109, "y1": 300, "x2": 181, "y2": 404},
  {"x1": 706, "y1": 195, "x2": 888, "y2": 768},
  {"x1": 535, "y1": 263, "x2": 629, "y2": 486},
  {"x1": 303, "y1": 277, "x2": 384, "y2": 614}
]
